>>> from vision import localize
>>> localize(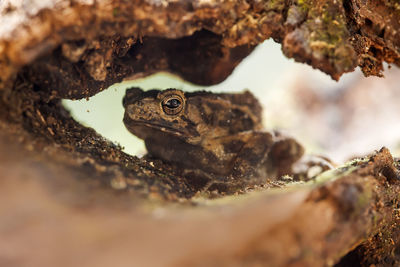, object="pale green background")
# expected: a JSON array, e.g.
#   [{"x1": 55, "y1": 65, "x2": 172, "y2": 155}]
[{"x1": 63, "y1": 39, "x2": 395, "y2": 162}]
